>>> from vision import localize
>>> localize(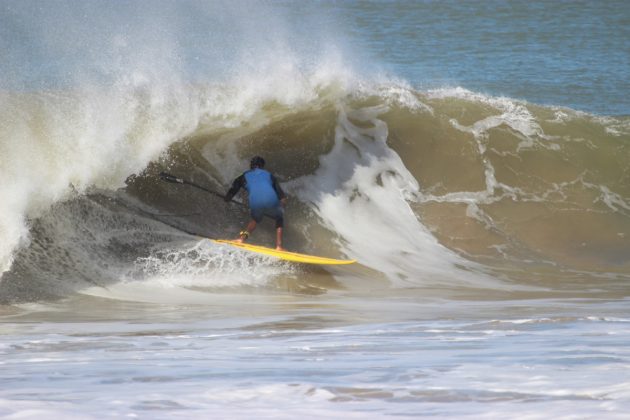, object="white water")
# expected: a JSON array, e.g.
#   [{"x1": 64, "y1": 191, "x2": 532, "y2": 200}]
[
  {"x1": 2, "y1": 1, "x2": 630, "y2": 419},
  {"x1": 290, "y1": 102, "x2": 508, "y2": 289},
  {"x1": 2, "y1": 297, "x2": 630, "y2": 419},
  {"x1": 0, "y1": 0, "x2": 362, "y2": 275}
]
